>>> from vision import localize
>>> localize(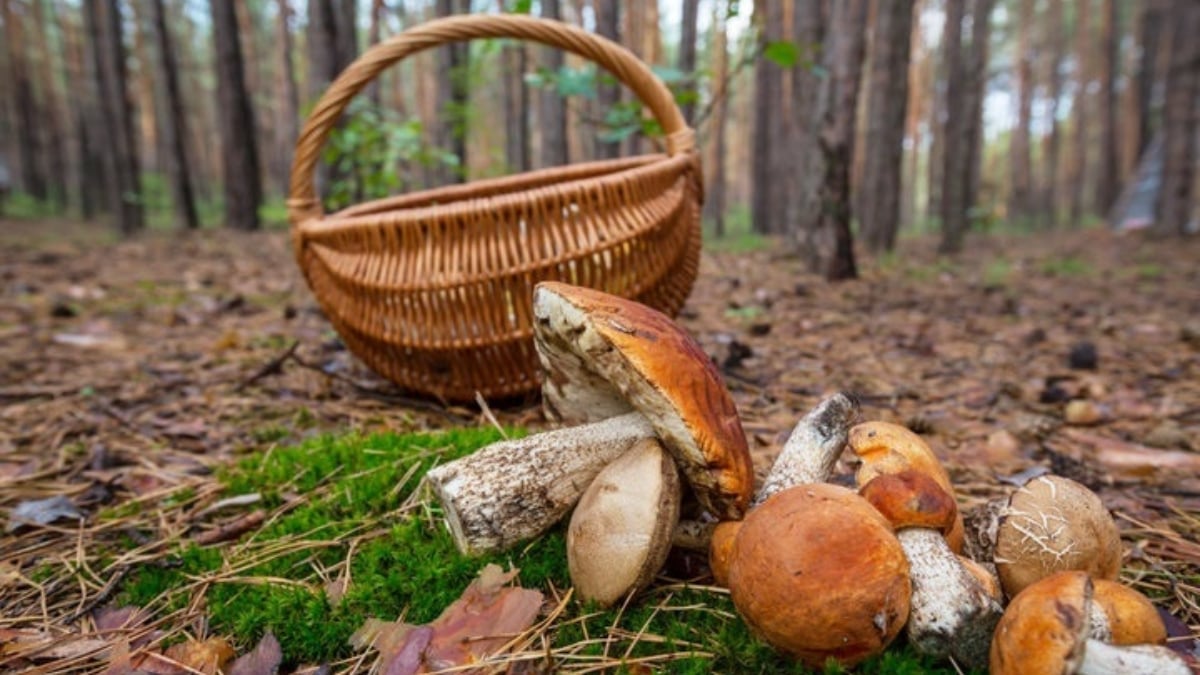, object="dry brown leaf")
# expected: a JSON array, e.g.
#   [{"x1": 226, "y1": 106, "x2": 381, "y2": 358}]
[
  {"x1": 159, "y1": 637, "x2": 236, "y2": 675},
  {"x1": 225, "y1": 632, "x2": 282, "y2": 675}
]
